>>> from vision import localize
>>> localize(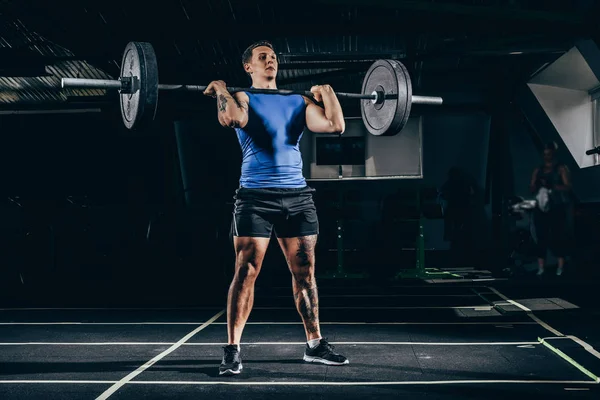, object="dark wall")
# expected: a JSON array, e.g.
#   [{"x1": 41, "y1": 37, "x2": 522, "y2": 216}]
[
  {"x1": 0, "y1": 109, "x2": 222, "y2": 304},
  {"x1": 421, "y1": 111, "x2": 492, "y2": 253},
  {"x1": 574, "y1": 165, "x2": 600, "y2": 202},
  {"x1": 3, "y1": 89, "x2": 570, "y2": 302},
  {"x1": 173, "y1": 106, "x2": 494, "y2": 280}
]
